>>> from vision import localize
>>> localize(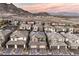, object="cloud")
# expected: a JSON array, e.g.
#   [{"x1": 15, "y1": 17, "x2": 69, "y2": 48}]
[{"x1": 14, "y1": 3, "x2": 79, "y2": 13}]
